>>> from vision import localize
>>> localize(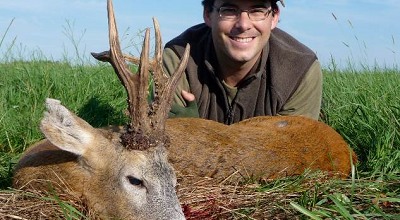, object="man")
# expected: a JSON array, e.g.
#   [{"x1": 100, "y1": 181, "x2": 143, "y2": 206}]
[{"x1": 164, "y1": 0, "x2": 322, "y2": 124}]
